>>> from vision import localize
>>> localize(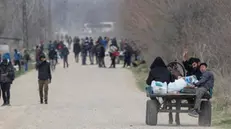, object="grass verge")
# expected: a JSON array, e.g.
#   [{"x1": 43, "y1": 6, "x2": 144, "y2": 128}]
[
  {"x1": 15, "y1": 63, "x2": 35, "y2": 78},
  {"x1": 131, "y1": 64, "x2": 149, "y2": 92}
]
